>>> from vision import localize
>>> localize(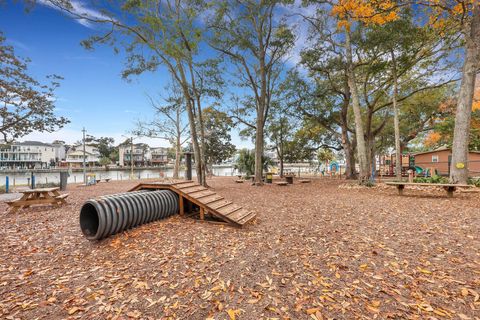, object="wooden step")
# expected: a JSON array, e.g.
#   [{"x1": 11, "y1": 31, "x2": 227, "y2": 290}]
[
  {"x1": 225, "y1": 208, "x2": 251, "y2": 221},
  {"x1": 209, "y1": 200, "x2": 233, "y2": 210},
  {"x1": 182, "y1": 186, "x2": 208, "y2": 194},
  {"x1": 176, "y1": 182, "x2": 199, "y2": 189},
  {"x1": 217, "y1": 204, "x2": 242, "y2": 216},
  {"x1": 237, "y1": 211, "x2": 256, "y2": 225},
  {"x1": 202, "y1": 195, "x2": 225, "y2": 204},
  {"x1": 191, "y1": 190, "x2": 216, "y2": 199}
]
